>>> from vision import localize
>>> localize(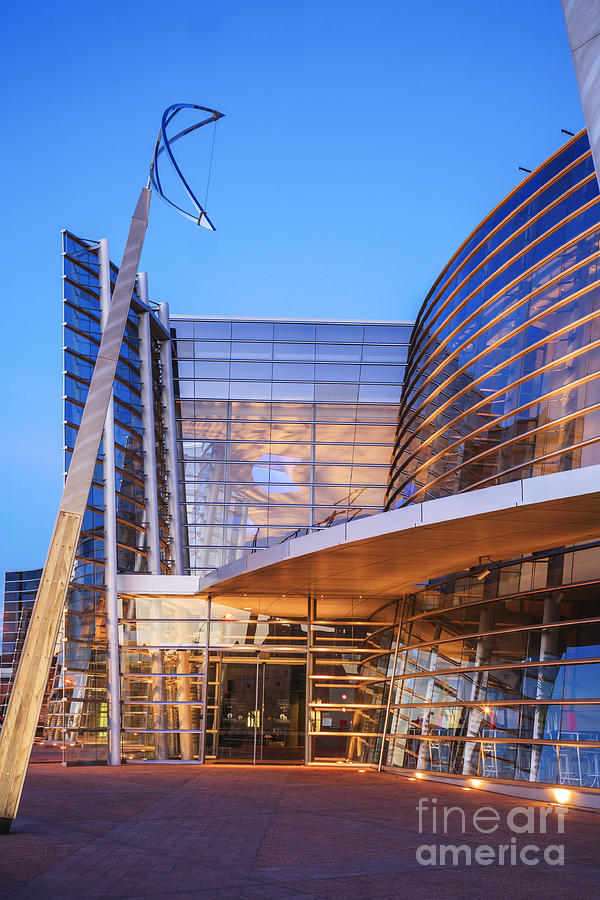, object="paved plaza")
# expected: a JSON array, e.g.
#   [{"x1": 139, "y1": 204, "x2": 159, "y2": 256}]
[{"x1": 0, "y1": 763, "x2": 599, "y2": 898}]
